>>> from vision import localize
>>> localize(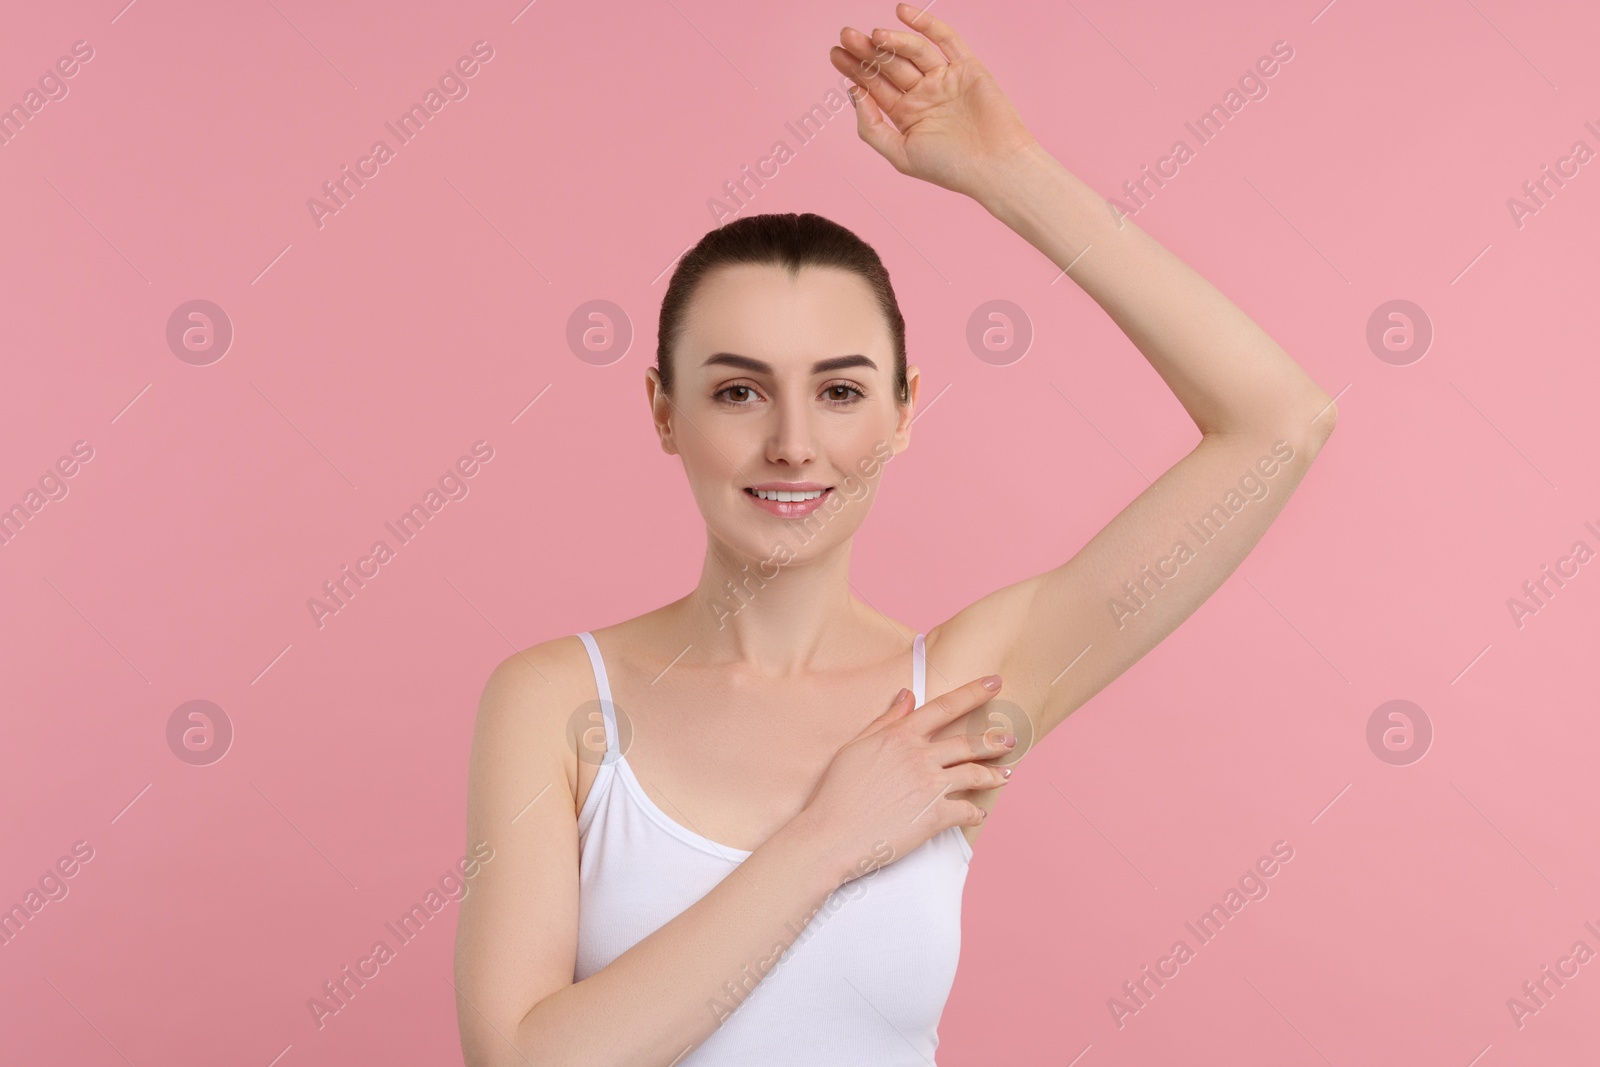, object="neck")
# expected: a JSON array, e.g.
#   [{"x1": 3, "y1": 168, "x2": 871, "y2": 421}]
[{"x1": 674, "y1": 531, "x2": 865, "y2": 676}]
